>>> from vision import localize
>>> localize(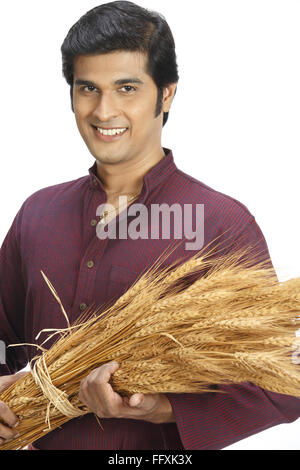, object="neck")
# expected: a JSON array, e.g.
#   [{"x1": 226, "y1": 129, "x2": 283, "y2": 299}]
[{"x1": 95, "y1": 147, "x2": 166, "y2": 197}]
